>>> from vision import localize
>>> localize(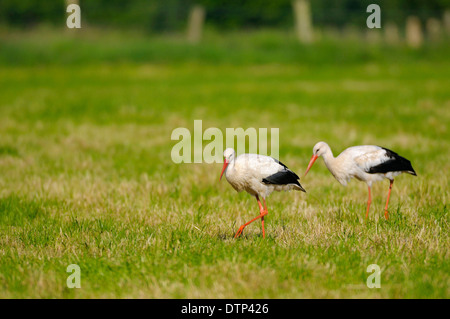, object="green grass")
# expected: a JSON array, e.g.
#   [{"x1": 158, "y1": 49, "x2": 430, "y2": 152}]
[{"x1": 0, "y1": 28, "x2": 449, "y2": 298}]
